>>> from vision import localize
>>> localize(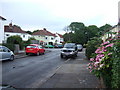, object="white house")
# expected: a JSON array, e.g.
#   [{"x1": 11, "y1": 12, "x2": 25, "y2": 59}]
[
  {"x1": 32, "y1": 28, "x2": 57, "y2": 45},
  {"x1": 101, "y1": 24, "x2": 120, "y2": 42},
  {"x1": 55, "y1": 33, "x2": 64, "y2": 45},
  {"x1": 4, "y1": 23, "x2": 31, "y2": 42},
  {"x1": 0, "y1": 16, "x2": 6, "y2": 44}
]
